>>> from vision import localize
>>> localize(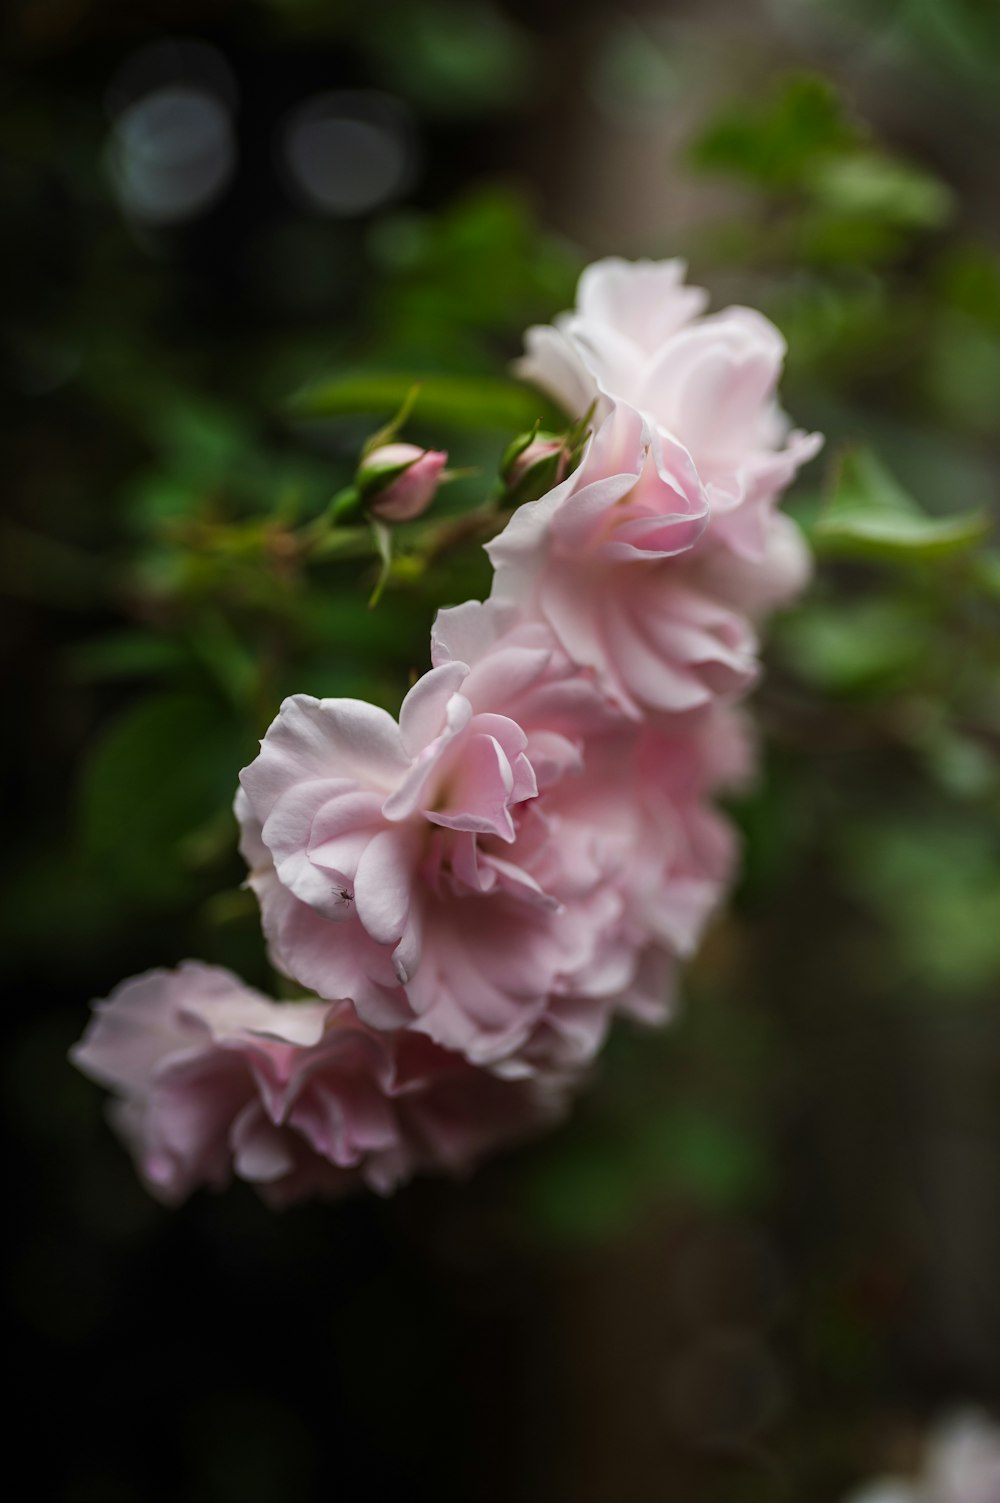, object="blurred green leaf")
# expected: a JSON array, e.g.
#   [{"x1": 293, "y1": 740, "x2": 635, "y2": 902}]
[
  {"x1": 521, "y1": 1097, "x2": 769, "y2": 1248},
  {"x1": 901, "y1": 0, "x2": 1000, "y2": 94},
  {"x1": 778, "y1": 599, "x2": 928, "y2": 694},
  {"x1": 815, "y1": 447, "x2": 990, "y2": 560},
  {"x1": 520, "y1": 1136, "x2": 641, "y2": 1245},
  {"x1": 970, "y1": 549, "x2": 1000, "y2": 602},
  {"x1": 840, "y1": 818, "x2": 1000, "y2": 993},
  {"x1": 910, "y1": 719, "x2": 998, "y2": 801},
  {"x1": 810, "y1": 154, "x2": 954, "y2": 229},
  {"x1": 636, "y1": 1104, "x2": 771, "y2": 1207},
  {"x1": 144, "y1": 399, "x2": 254, "y2": 488},
  {"x1": 934, "y1": 244, "x2": 1000, "y2": 331},
  {"x1": 79, "y1": 692, "x2": 249, "y2": 906},
  {"x1": 922, "y1": 315, "x2": 1000, "y2": 434},
  {"x1": 690, "y1": 73, "x2": 859, "y2": 187},
  {"x1": 290, "y1": 371, "x2": 544, "y2": 431},
  {"x1": 365, "y1": 0, "x2": 535, "y2": 115},
  {"x1": 368, "y1": 518, "x2": 393, "y2": 608},
  {"x1": 589, "y1": 19, "x2": 679, "y2": 120},
  {"x1": 67, "y1": 632, "x2": 189, "y2": 683},
  {"x1": 370, "y1": 189, "x2": 582, "y2": 360},
  {"x1": 188, "y1": 614, "x2": 261, "y2": 711}
]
